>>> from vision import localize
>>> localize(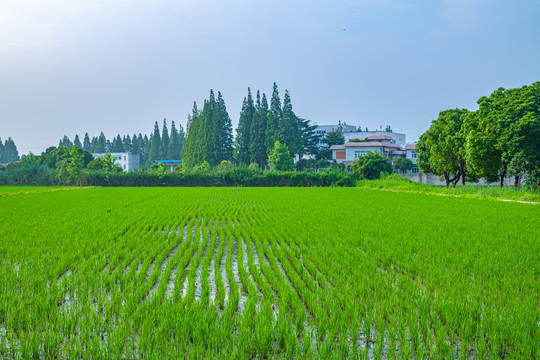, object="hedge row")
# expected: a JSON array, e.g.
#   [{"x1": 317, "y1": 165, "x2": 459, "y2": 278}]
[{"x1": 0, "y1": 167, "x2": 355, "y2": 187}]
